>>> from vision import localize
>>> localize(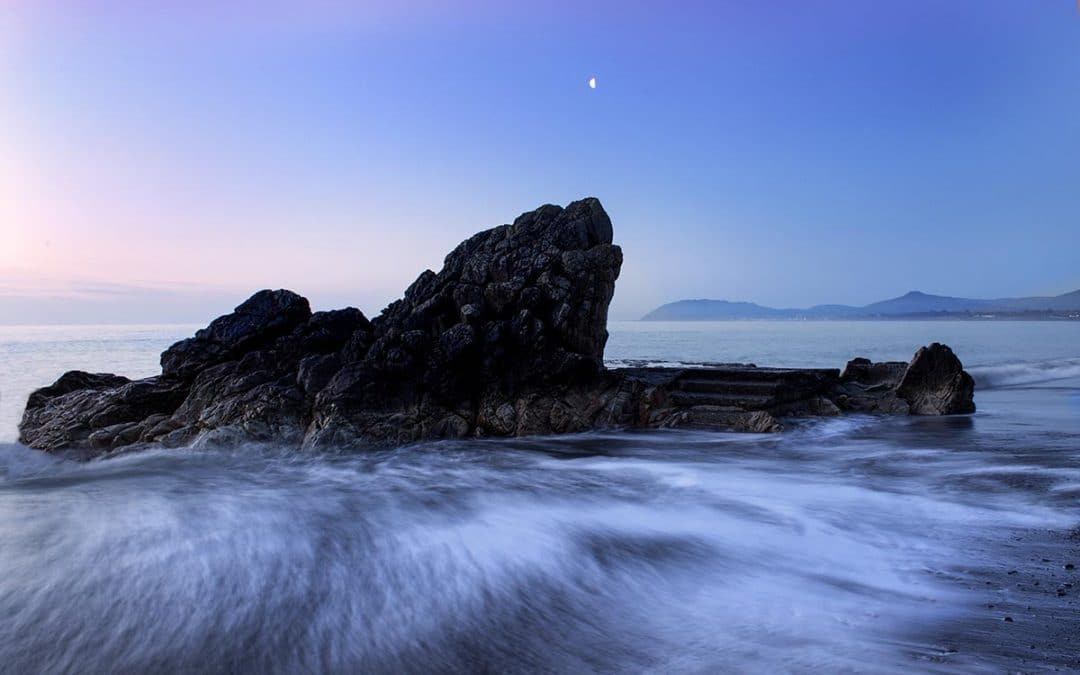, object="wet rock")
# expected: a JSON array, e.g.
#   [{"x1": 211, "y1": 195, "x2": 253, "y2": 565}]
[
  {"x1": 303, "y1": 197, "x2": 624, "y2": 443},
  {"x1": 830, "y1": 346, "x2": 976, "y2": 416},
  {"x1": 17, "y1": 198, "x2": 977, "y2": 459},
  {"x1": 771, "y1": 396, "x2": 842, "y2": 417},
  {"x1": 661, "y1": 406, "x2": 783, "y2": 433},
  {"x1": 19, "y1": 376, "x2": 188, "y2": 452},
  {"x1": 25, "y1": 371, "x2": 131, "y2": 411},
  {"x1": 297, "y1": 354, "x2": 342, "y2": 399},
  {"x1": 895, "y1": 343, "x2": 976, "y2": 415},
  {"x1": 160, "y1": 290, "x2": 313, "y2": 379},
  {"x1": 839, "y1": 358, "x2": 907, "y2": 390},
  {"x1": 831, "y1": 358, "x2": 910, "y2": 414},
  {"x1": 19, "y1": 198, "x2": 631, "y2": 456}
]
